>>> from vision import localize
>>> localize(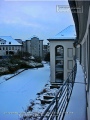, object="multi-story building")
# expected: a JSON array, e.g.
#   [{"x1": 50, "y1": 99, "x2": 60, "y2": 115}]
[
  {"x1": 68, "y1": 1, "x2": 90, "y2": 120},
  {"x1": 48, "y1": 25, "x2": 76, "y2": 83},
  {"x1": 0, "y1": 36, "x2": 22, "y2": 58},
  {"x1": 25, "y1": 36, "x2": 43, "y2": 58}
]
